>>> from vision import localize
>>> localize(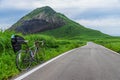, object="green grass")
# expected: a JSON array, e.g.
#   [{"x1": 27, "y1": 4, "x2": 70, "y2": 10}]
[
  {"x1": 94, "y1": 37, "x2": 120, "y2": 53},
  {"x1": 0, "y1": 31, "x2": 85, "y2": 80},
  {"x1": 40, "y1": 20, "x2": 109, "y2": 39}
]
